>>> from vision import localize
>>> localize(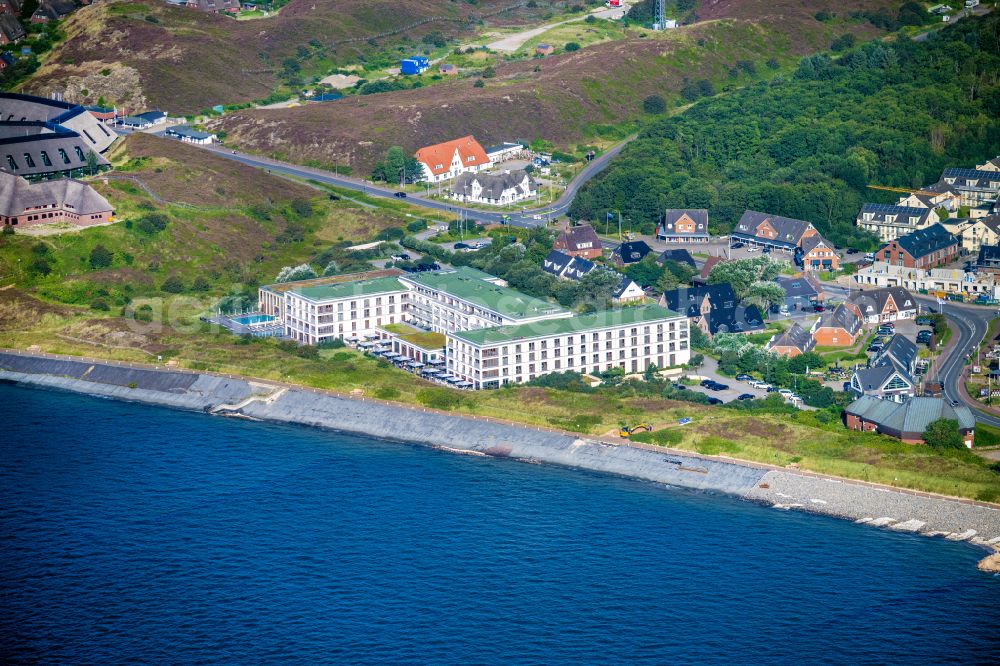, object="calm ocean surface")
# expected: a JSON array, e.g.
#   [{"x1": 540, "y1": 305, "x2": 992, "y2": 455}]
[{"x1": 1, "y1": 383, "x2": 998, "y2": 664}]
